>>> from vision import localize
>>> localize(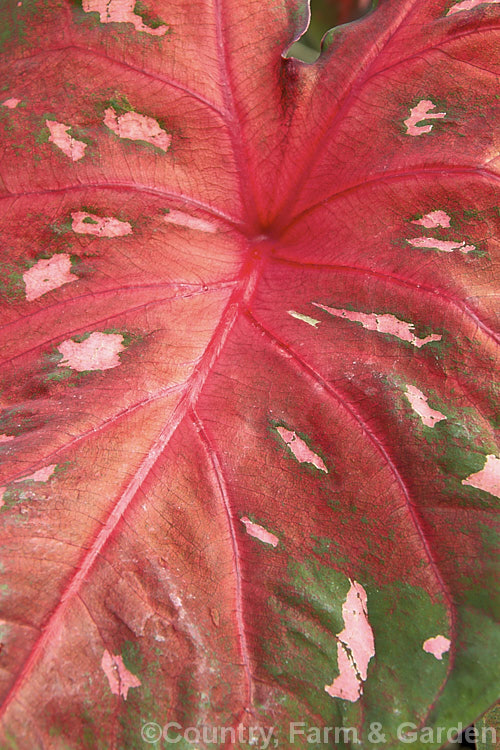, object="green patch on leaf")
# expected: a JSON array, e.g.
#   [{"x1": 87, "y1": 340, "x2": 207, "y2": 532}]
[
  {"x1": 476, "y1": 704, "x2": 500, "y2": 750},
  {"x1": 1, "y1": 486, "x2": 36, "y2": 512},
  {"x1": 133, "y1": 0, "x2": 165, "y2": 30},
  {"x1": 102, "y1": 93, "x2": 135, "y2": 116},
  {"x1": 35, "y1": 126, "x2": 50, "y2": 144},
  {"x1": 0, "y1": 407, "x2": 41, "y2": 438},
  {"x1": 265, "y1": 559, "x2": 351, "y2": 721},
  {"x1": 361, "y1": 581, "x2": 450, "y2": 743},
  {"x1": 311, "y1": 536, "x2": 350, "y2": 567},
  {"x1": 0, "y1": 263, "x2": 25, "y2": 301},
  {"x1": 50, "y1": 217, "x2": 73, "y2": 236}
]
